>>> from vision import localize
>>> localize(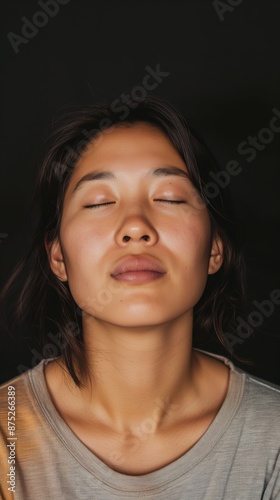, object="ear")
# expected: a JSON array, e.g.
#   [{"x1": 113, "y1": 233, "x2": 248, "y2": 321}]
[
  {"x1": 45, "y1": 237, "x2": 68, "y2": 282},
  {"x1": 208, "y1": 236, "x2": 223, "y2": 275}
]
